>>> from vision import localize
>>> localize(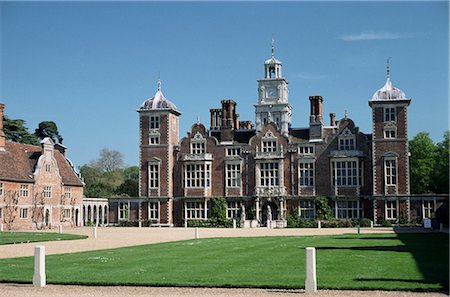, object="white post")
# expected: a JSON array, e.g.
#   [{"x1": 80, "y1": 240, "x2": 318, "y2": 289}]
[
  {"x1": 58, "y1": 225, "x2": 63, "y2": 234},
  {"x1": 370, "y1": 221, "x2": 374, "y2": 228},
  {"x1": 138, "y1": 221, "x2": 142, "y2": 228},
  {"x1": 0, "y1": 223, "x2": 3, "y2": 232},
  {"x1": 195, "y1": 227, "x2": 199, "y2": 239},
  {"x1": 317, "y1": 221, "x2": 321, "y2": 229},
  {"x1": 233, "y1": 219, "x2": 236, "y2": 229},
  {"x1": 305, "y1": 247, "x2": 317, "y2": 292},
  {"x1": 93, "y1": 227, "x2": 97, "y2": 239},
  {"x1": 33, "y1": 246, "x2": 46, "y2": 287}
]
